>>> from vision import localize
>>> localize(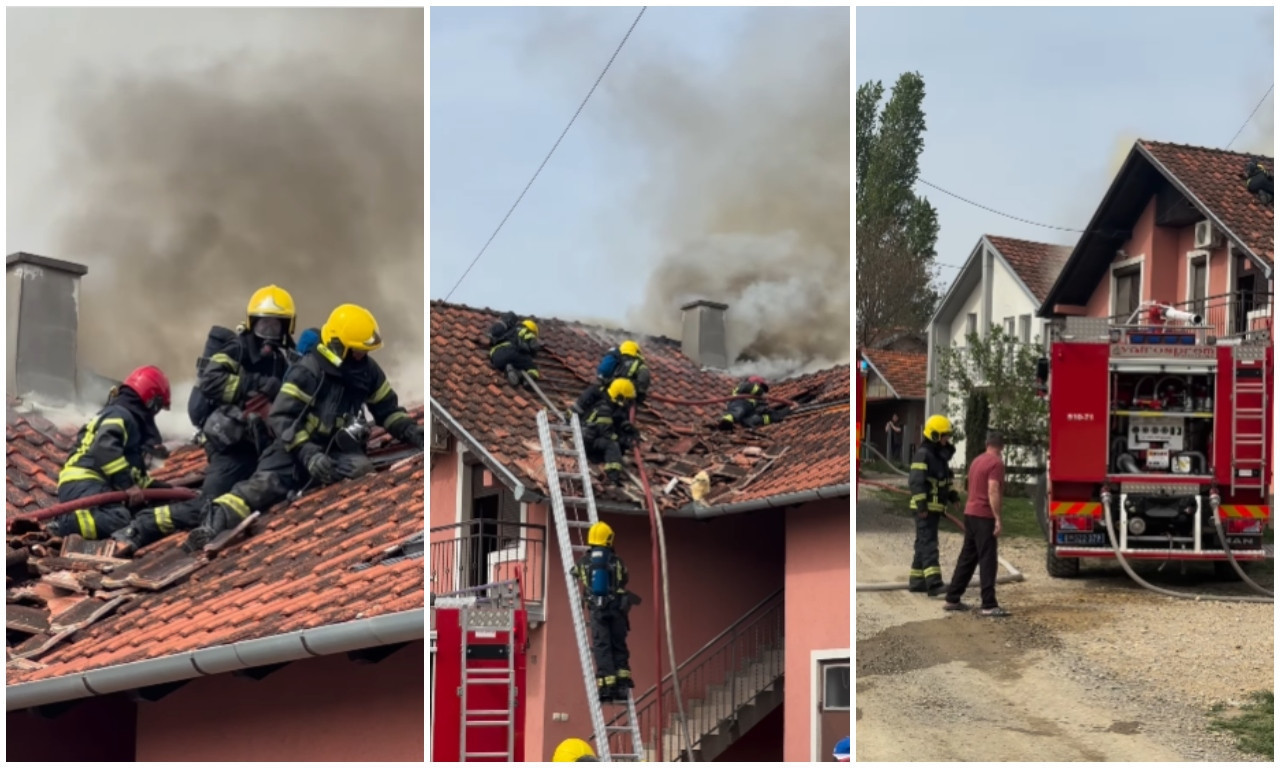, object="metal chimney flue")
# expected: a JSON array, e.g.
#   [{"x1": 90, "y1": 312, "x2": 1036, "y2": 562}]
[
  {"x1": 7, "y1": 252, "x2": 88, "y2": 405},
  {"x1": 680, "y1": 299, "x2": 729, "y2": 370}
]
